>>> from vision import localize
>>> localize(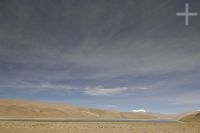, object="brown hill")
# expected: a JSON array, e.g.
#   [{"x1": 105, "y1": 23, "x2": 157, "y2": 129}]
[
  {"x1": 180, "y1": 111, "x2": 200, "y2": 122},
  {"x1": 0, "y1": 99, "x2": 156, "y2": 119}
]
